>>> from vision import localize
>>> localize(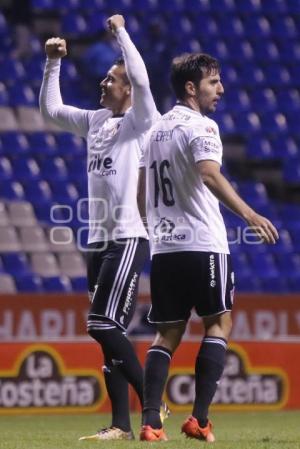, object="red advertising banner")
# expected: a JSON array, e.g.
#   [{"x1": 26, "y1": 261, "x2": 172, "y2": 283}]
[
  {"x1": 0, "y1": 293, "x2": 300, "y2": 341},
  {"x1": 0, "y1": 341, "x2": 299, "y2": 413}
]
